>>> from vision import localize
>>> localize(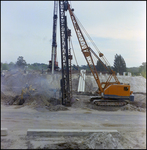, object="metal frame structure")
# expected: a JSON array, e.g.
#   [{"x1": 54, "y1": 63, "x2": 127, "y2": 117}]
[
  {"x1": 49, "y1": 1, "x2": 59, "y2": 73},
  {"x1": 59, "y1": 1, "x2": 71, "y2": 106}
]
